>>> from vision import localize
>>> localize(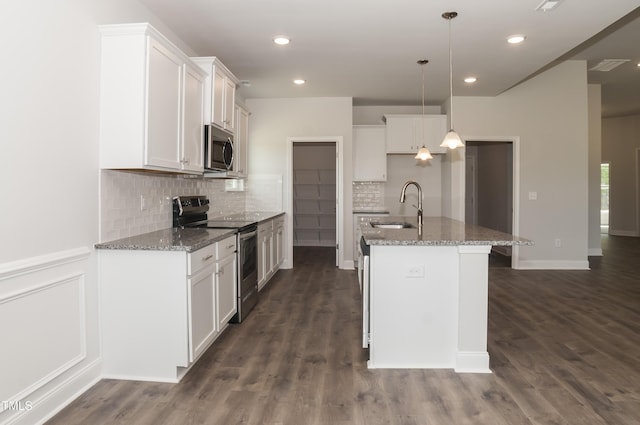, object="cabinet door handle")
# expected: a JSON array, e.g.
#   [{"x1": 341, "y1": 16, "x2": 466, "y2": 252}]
[
  {"x1": 202, "y1": 254, "x2": 214, "y2": 261},
  {"x1": 226, "y1": 244, "x2": 235, "y2": 250}
]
